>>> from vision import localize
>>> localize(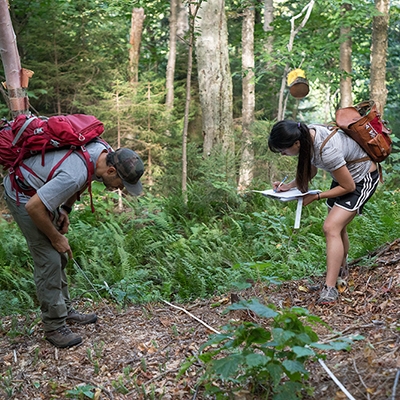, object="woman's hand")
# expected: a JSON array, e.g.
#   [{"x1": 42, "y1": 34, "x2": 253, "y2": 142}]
[
  {"x1": 272, "y1": 181, "x2": 292, "y2": 192},
  {"x1": 303, "y1": 193, "x2": 320, "y2": 206}
]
